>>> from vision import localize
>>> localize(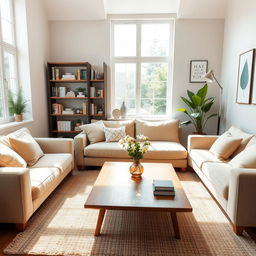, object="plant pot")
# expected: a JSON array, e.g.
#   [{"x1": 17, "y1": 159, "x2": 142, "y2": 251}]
[
  {"x1": 78, "y1": 92, "x2": 83, "y2": 96},
  {"x1": 129, "y1": 159, "x2": 144, "y2": 179},
  {"x1": 193, "y1": 131, "x2": 207, "y2": 135},
  {"x1": 14, "y1": 114, "x2": 23, "y2": 122}
]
